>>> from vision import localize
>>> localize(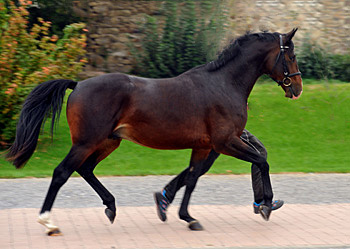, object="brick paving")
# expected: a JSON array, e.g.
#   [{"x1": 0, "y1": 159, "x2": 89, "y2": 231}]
[
  {"x1": 1, "y1": 174, "x2": 350, "y2": 248},
  {"x1": 1, "y1": 204, "x2": 350, "y2": 249}
]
